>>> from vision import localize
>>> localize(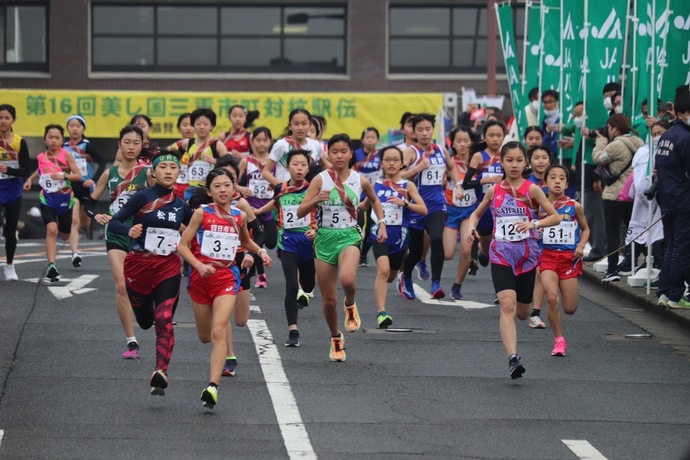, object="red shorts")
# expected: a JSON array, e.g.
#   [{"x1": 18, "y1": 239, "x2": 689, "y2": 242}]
[
  {"x1": 540, "y1": 249, "x2": 582, "y2": 279},
  {"x1": 188, "y1": 265, "x2": 241, "y2": 305},
  {"x1": 124, "y1": 251, "x2": 181, "y2": 294}
]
